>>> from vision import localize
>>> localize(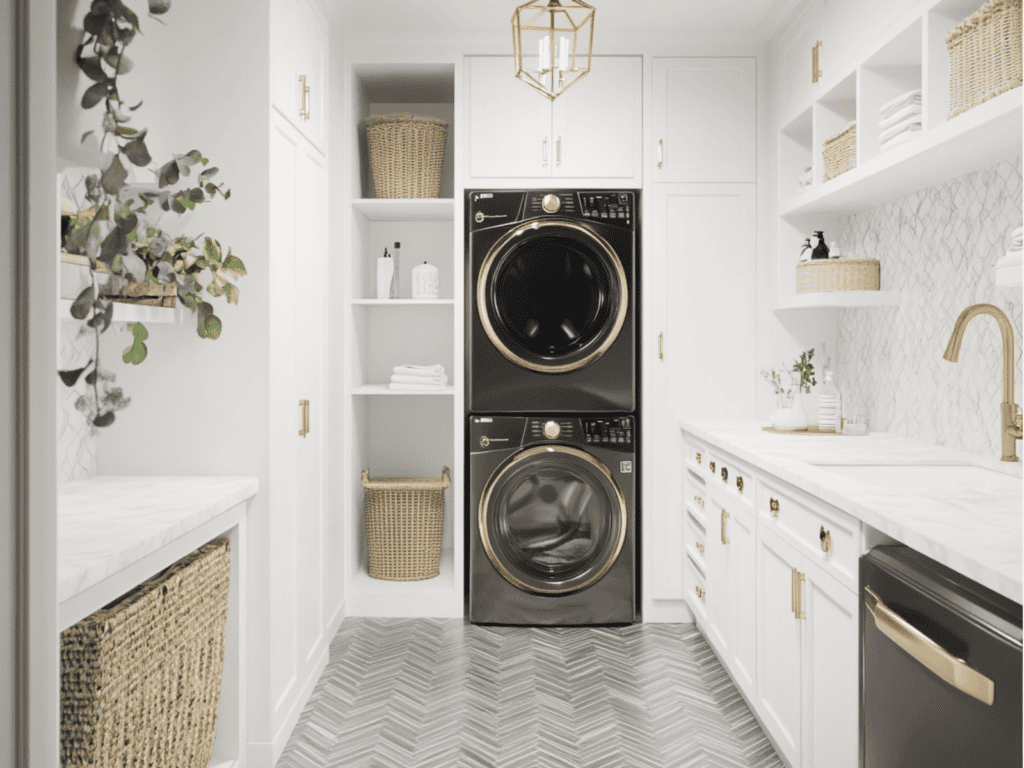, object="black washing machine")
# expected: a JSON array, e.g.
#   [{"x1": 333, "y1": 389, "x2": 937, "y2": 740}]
[
  {"x1": 468, "y1": 414, "x2": 637, "y2": 625},
  {"x1": 466, "y1": 190, "x2": 639, "y2": 413}
]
